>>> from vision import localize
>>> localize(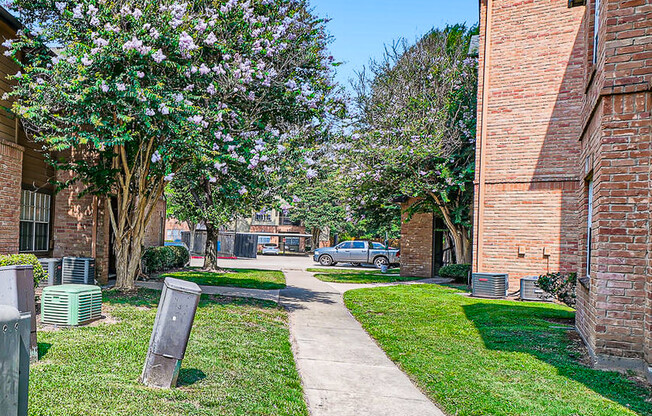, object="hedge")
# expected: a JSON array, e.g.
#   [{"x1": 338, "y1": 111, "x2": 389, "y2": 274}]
[
  {"x1": 0, "y1": 254, "x2": 45, "y2": 287},
  {"x1": 142, "y1": 245, "x2": 189, "y2": 274},
  {"x1": 438, "y1": 263, "x2": 471, "y2": 282}
]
